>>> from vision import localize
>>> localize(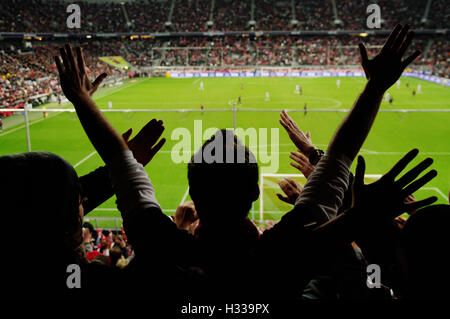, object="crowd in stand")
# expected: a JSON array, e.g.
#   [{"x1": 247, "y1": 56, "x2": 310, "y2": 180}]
[
  {"x1": 171, "y1": 0, "x2": 211, "y2": 32},
  {"x1": 425, "y1": 39, "x2": 449, "y2": 78},
  {"x1": 294, "y1": 0, "x2": 333, "y2": 31},
  {"x1": 81, "y1": 223, "x2": 133, "y2": 269},
  {"x1": 335, "y1": 0, "x2": 427, "y2": 30},
  {"x1": 0, "y1": 0, "x2": 448, "y2": 114},
  {"x1": 0, "y1": 46, "x2": 61, "y2": 113},
  {"x1": 255, "y1": 0, "x2": 292, "y2": 31},
  {"x1": 1, "y1": 40, "x2": 125, "y2": 116},
  {"x1": 1, "y1": 33, "x2": 448, "y2": 116},
  {"x1": 0, "y1": 0, "x2": 126, "y2": 33},
  {"x1": 156, "y1": 35, "x2": 447, "y2": 71},
  {"x1": 211, "y1": 0, "x2": 250, "y2": 31},
  {"x1": 0, "y1": 0, "x2": 448, "y2": 33},
  {"x1": 427, "y1": 0, "x2": 450, "y2": 29},
  {"x1": 1, "y1": 26, "x2": 450, "y2": 302},
  {"x1": 125, "y1": 0, "x2": 170, "y2": 33}
]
